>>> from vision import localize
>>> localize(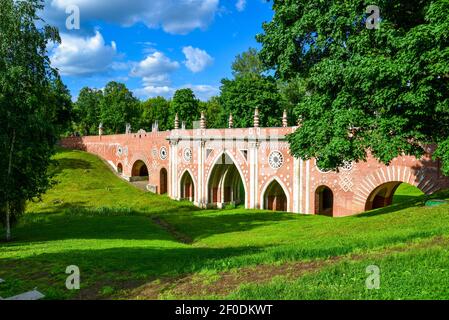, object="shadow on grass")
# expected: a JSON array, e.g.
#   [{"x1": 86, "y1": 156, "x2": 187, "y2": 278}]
[
  {"x1": 0, "y1": 244, "x2": 268, "y2": 299},
  {"x1": 160, "y1": 211, "x2": 299, "y2": 242},
  {"x1": 11, "y1": 207, "x2": 297, "y2": 243},
  {"x1": 355, "y1": 199, "x2": 426, "y2": 218},
  {"x1": 0, "y1": 237, "x2": 374, "y2": 299},
  {"x1": 357, "y1": 188, "x2": 449, "y2": 218},
  {"x1": 50, "y1": 158, "x2": 92, "y2": 176}
]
